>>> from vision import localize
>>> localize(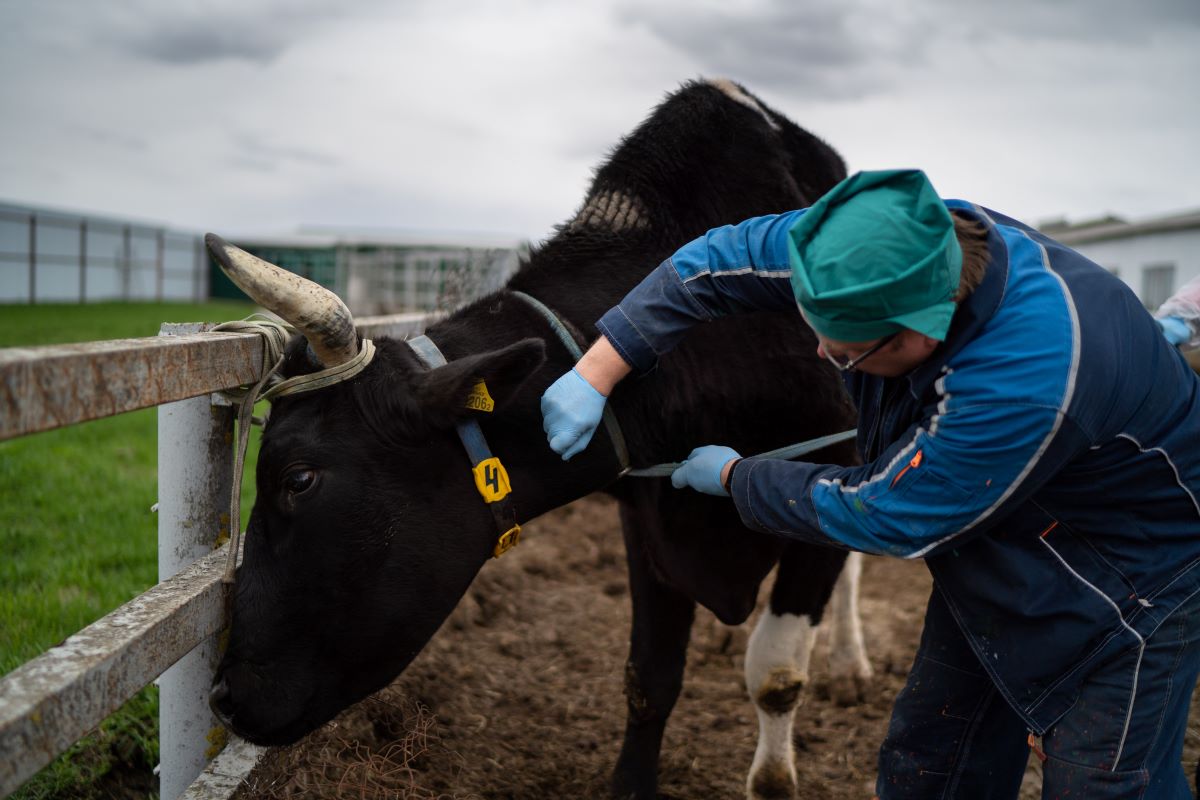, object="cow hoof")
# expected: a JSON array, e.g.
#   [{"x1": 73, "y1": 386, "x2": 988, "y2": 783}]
[
  {"x1": 747, "y1": 758, "x2": 797, "y2": 800},
  {"x1": 610, "y1": 768, "x2": 657, "y2": 800},
  {"x1": 827, "y1": 672, "x2": 868, "y2": 707}
]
